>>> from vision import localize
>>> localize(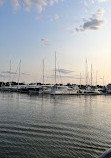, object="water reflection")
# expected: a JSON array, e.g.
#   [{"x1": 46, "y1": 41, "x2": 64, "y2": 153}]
[{"x1": 0, "y1": 93, "x2": 111, "y2": 157}]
